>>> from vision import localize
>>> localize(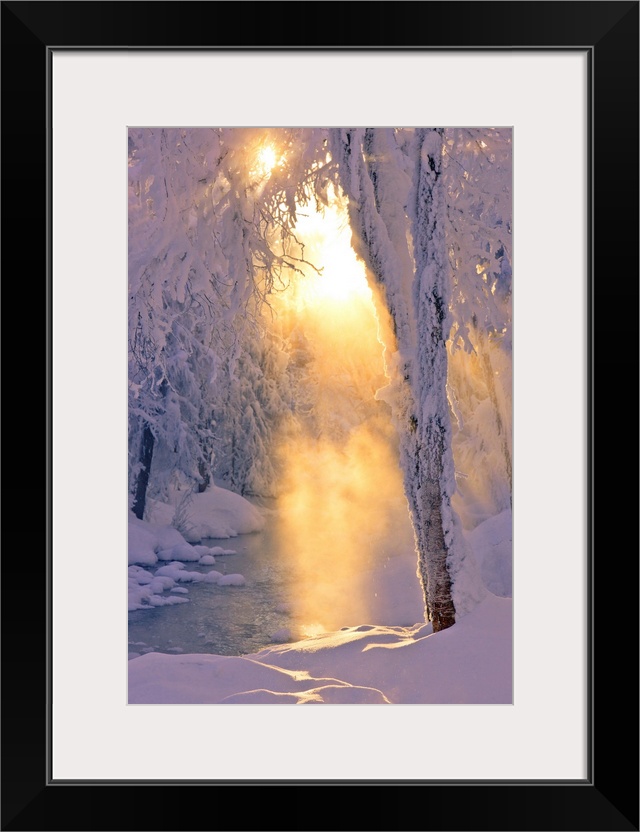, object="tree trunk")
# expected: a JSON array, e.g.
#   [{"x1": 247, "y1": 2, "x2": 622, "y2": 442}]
[
  {"x1": 131, "y1": 423, "x2": 154, "y2": 520},
  {"x1": 410, "y1": 128, "x2": 458, "y2": 631},
  {"x1": 196, "y1": 460, "x2": 210, "y2": 493},
  {"x1": 330, "y1": 127, "x2": 457, "y2": 632},
  {"x1": 419, "y1": 478, "x2": 456, "y2": 631}
]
